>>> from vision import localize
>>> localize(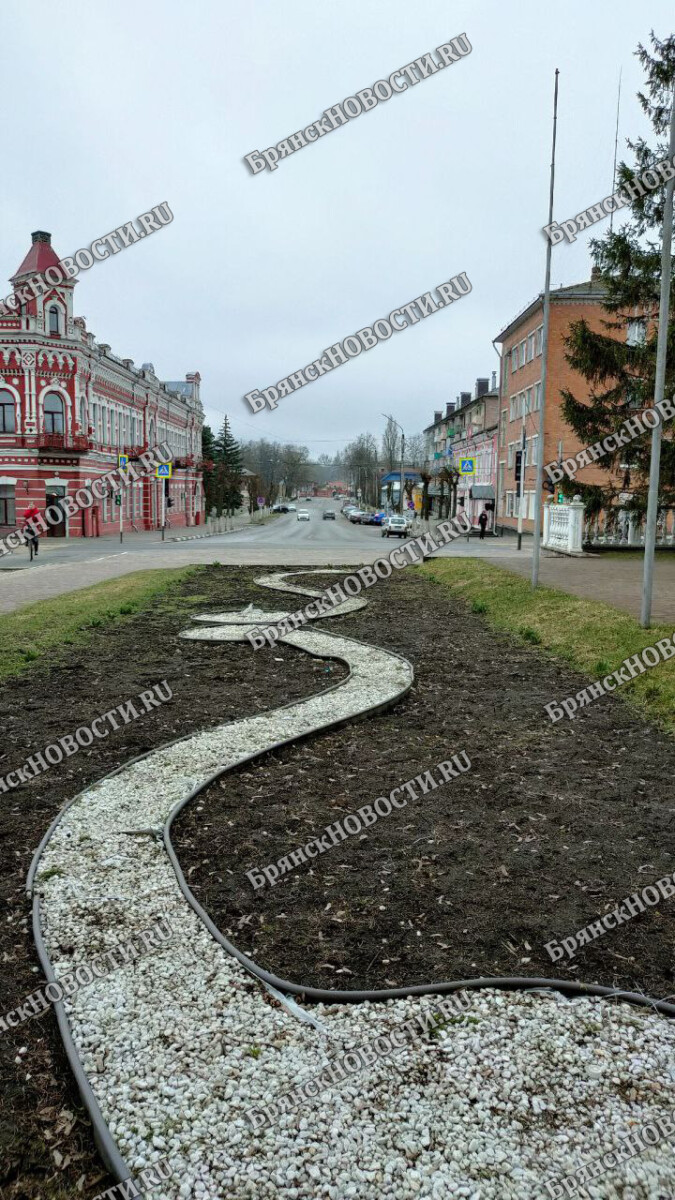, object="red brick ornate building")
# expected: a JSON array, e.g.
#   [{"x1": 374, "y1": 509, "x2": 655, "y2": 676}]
[{"x1": 0, "y1": 231, "x2": 205, "y2": 538}]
